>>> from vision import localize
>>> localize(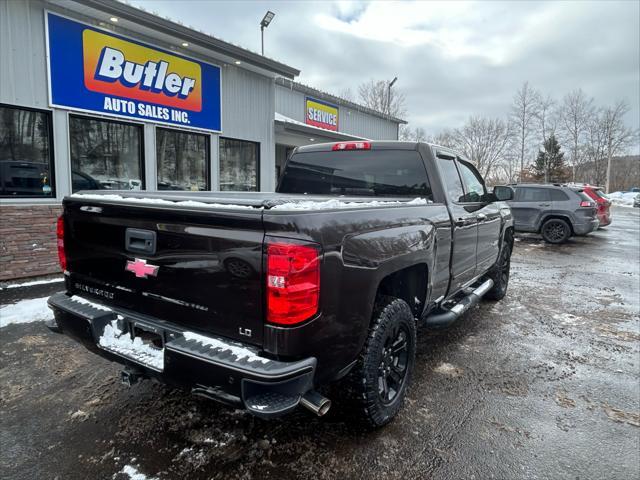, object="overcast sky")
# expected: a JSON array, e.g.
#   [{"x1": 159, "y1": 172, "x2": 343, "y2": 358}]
[{"x1": 131, "y1": 0, "x2": 639, "y2": 142}]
